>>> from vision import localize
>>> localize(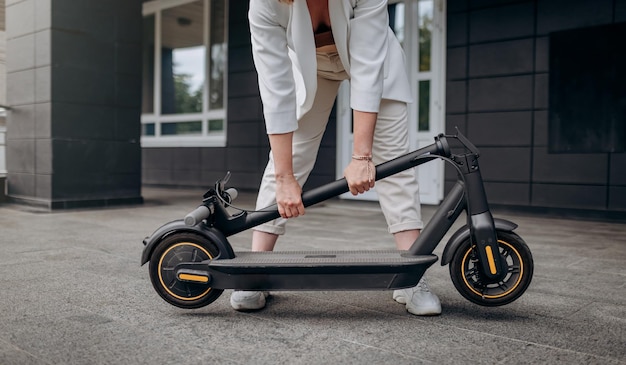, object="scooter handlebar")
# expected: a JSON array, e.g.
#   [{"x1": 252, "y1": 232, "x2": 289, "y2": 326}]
[
  {"x1": 224, "y1": 188, "x2": 238, "y2": 203},
  {"x1": 184, "y1": 205, "x2": 211, "y2": 226}
]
